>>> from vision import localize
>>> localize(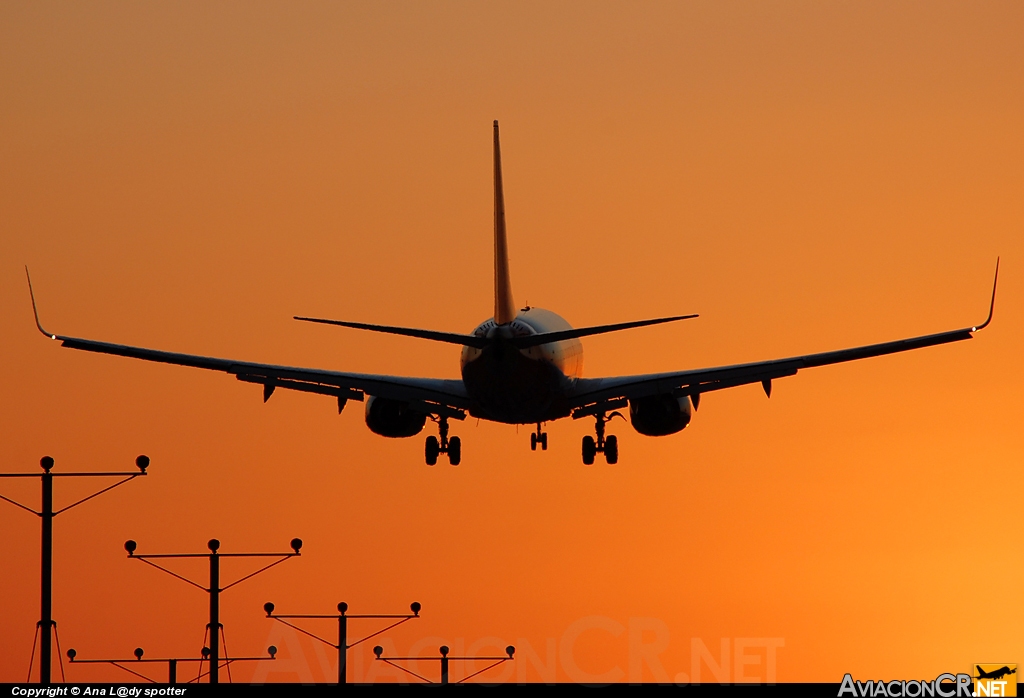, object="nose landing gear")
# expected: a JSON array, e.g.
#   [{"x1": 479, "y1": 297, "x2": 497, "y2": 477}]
[
  {"x1": 530, "y1": 423, "x2": 548, "y2": 451},
  {"x1": 582, "y1": 412, "x2": 623, "y2": 465},
  {"x1": 425, "y1": 416, "x2": 461, "y2": 466}
]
